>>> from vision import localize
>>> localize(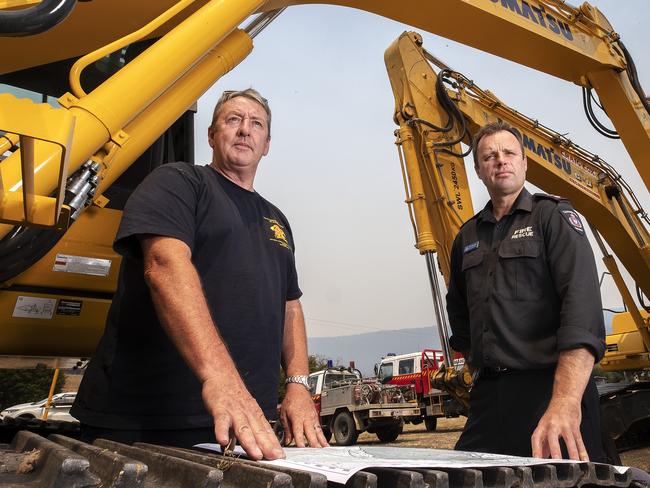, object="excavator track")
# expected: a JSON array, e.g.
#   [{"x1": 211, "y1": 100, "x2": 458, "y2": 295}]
[{"x1": 0, "y1": 430, "x2": 644, "y2": 488}]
